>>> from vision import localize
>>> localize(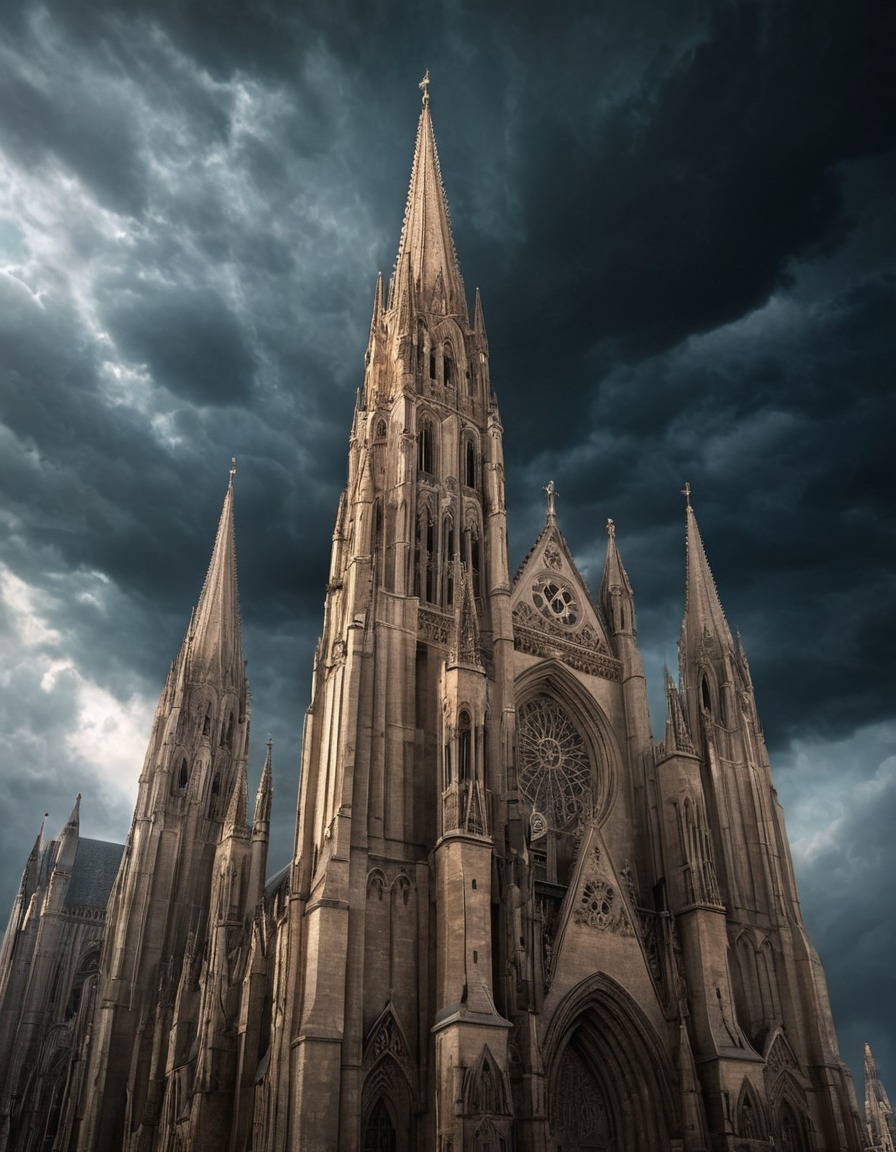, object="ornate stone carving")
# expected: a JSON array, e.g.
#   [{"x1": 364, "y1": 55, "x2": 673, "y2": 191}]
[
  {"x1": 513, "y1": 602, "x2": 620, "y2": 681},
  {"x1": 543, "y1": 544, "x2": 562, "y2": 570},
  {"x1": 551, "y1": 1046, "x2": 610, "y2": 1143},
  {"x1": 418, "y1": 606, "x2": 452, "y2": 645},
  {"x1": 573, "y1": 846, "x2": 634, "y2": 935}
]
